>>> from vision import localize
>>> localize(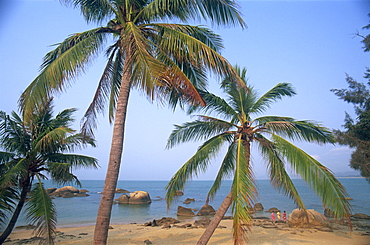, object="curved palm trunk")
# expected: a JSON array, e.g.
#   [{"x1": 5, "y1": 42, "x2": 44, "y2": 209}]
[
  {"x1": 0, "y1": 178, "x2": 30, "y2": 244},
  {"x1": 93, "y1": 69, "x2": 132, "y2": 245},
  {"x1": 197, "y1": 191, "x2": 233, "y2": 245}
]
